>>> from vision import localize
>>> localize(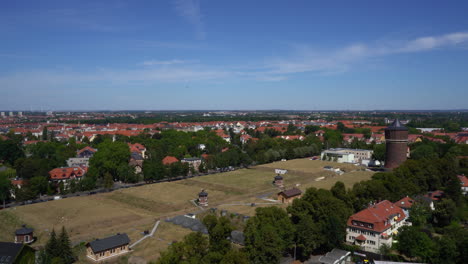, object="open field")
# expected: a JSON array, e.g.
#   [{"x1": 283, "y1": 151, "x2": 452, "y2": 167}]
[{"x1": 0, "y1": 158, "x2": 374, "y2": 262}]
